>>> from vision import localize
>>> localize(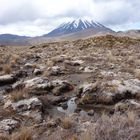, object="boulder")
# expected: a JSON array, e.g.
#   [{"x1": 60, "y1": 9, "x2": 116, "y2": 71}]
[
  {"x1": 84, "y1": 66, "x2": 96, "y2": 73},
  {"x1": 24, "y1": 77, "x2": 51, "y2": 90},
  {"x1": 47, "y1": 95, "x2": 68, "y2": 105},
  {"x1": 24, "y1": 63, "x2": 35, "y2": 69},
  {"x1": 0, "y1": 75, "x2": 17, "y2": 86},
  {"x1": 78, "y1": 83, "x2": 98, "y2": 97},
  {"x1": 48, "y1": 66, "x2": 64, "y2": 76},
  {"x1": 0, "y1": 85, "x2": 12, "y2": 94},
  {"x1": 34, "y1": 68, "x2": 42, "y2": 75},
  {"x1": 114, "y1": 100, "x2": 140, "y2": 112},
  {"x1": 64, "y1": 60, "x2": 84, "y2": 66},
  {"x1": 109, "y1": 79, "x2": 140, "y2": 95},
  {"x1": 11, "y1": 97, "x2": 42, "y2": 112},
  {"x1": 51, "y1": 80, "x2": 74, "y2": 96},
  {"x1": 77, "y1": 83, "x2": 114, "y2": 105},
  {"x1": 108, "y1": 79, "x2": 140, "y2": 102},
  {"x1": 4, "y1": 97, "x2": 43, "y2": 122},
  {"x1": 87, "y1": 110, "x2": 94, "y2": 116},
  {"x1": 14, "y1": 70, "x2": 28, "y2": 78},
  {"x1": 78, "y1": 79, "x2": 140, "y2": 106},
  {"x1": 0, "y1": 119, "x2": 20, "y2": 134},
  {"x1": 12, "y1": 80, "x2": 24, "y2": 90},
  {"x1": 78, "y1": 92, "x2": 114, "y2": 106}
]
